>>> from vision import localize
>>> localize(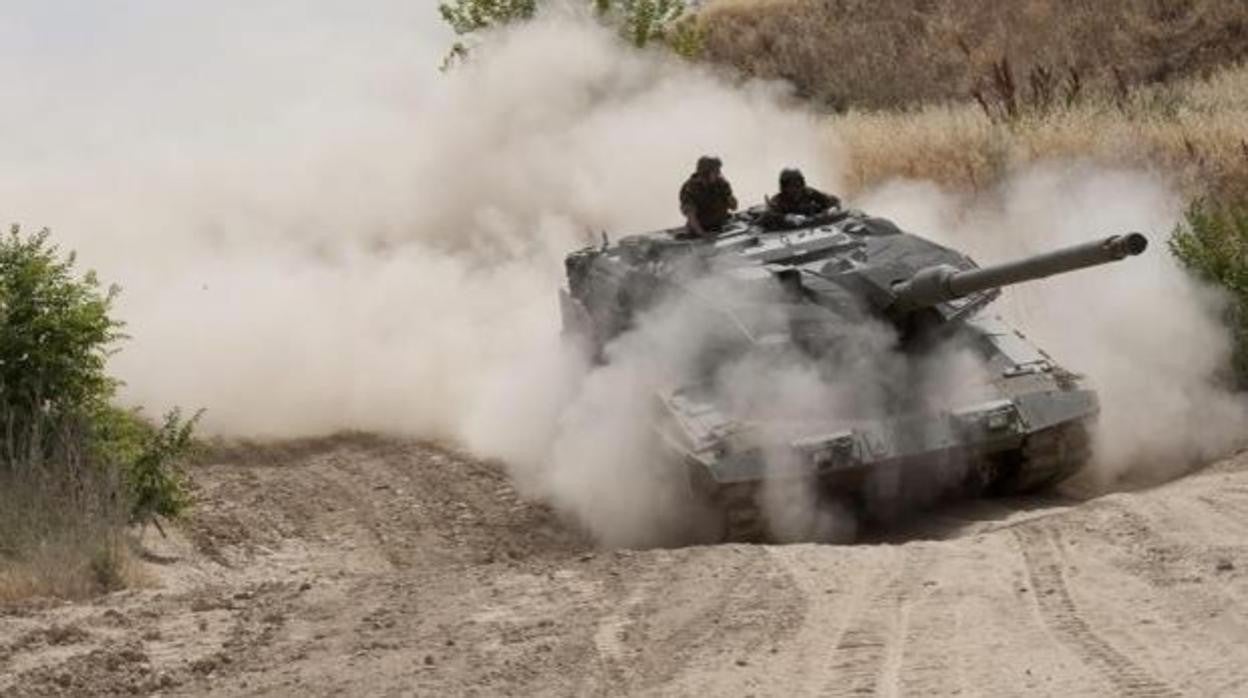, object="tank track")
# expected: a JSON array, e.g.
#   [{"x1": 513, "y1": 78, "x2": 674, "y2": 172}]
[
  {"x1": 705, "y1": 422, "x2": 1092, "y2": 542},
  {"x1": 713, "y1": 482, "x2": 767, "y2": 543},
  {"x1": 991, "y1": 421, "x2": 1093, "y2": 495}
]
